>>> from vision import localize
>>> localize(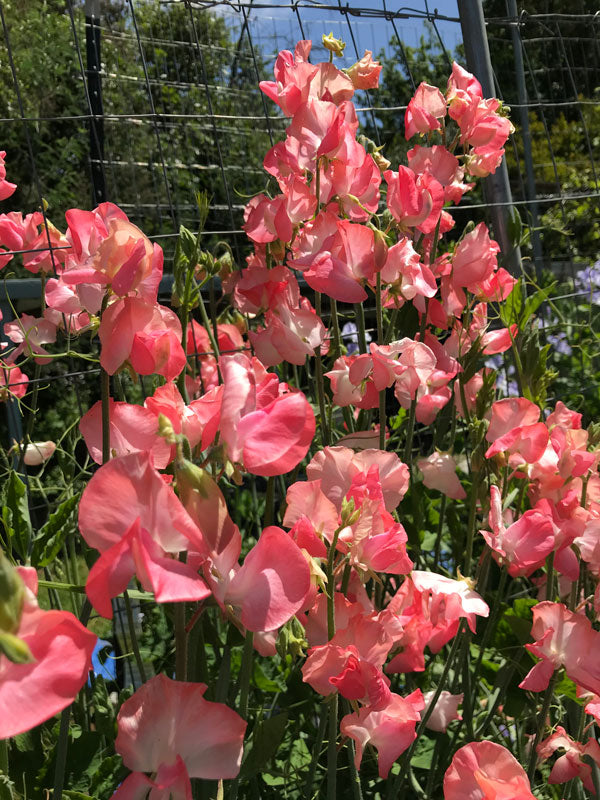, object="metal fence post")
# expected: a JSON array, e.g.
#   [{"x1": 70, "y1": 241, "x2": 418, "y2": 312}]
[
  {"x1": 85, "y1": 0, "x2": 106, "y2": 205},
  {"x1": 457, "y1": 0, "x2": 523, "y2": 276}
]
